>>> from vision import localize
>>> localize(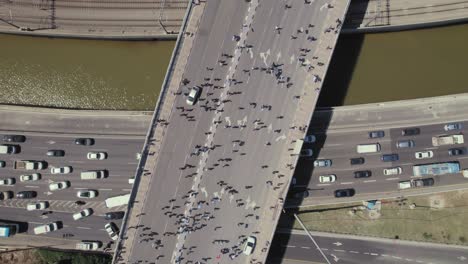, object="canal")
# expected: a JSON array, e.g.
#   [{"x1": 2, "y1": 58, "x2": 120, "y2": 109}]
[{"x1": 0, "y1": 23, "x2": 467, "y2": 110}]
